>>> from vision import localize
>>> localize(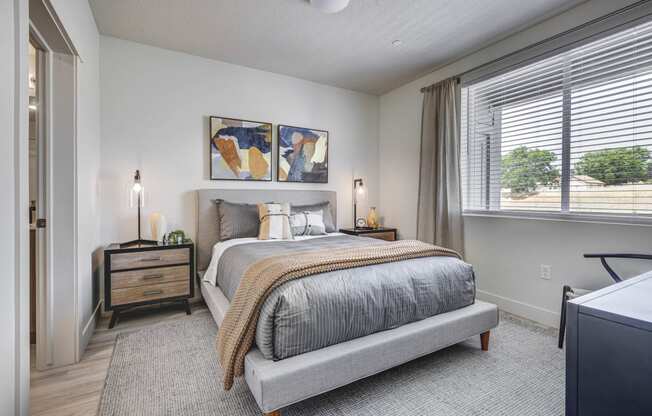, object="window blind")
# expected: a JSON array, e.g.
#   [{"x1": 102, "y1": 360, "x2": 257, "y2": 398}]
[{"x1": 461, "y1": 18, "x2": 652, "y2": 220}]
